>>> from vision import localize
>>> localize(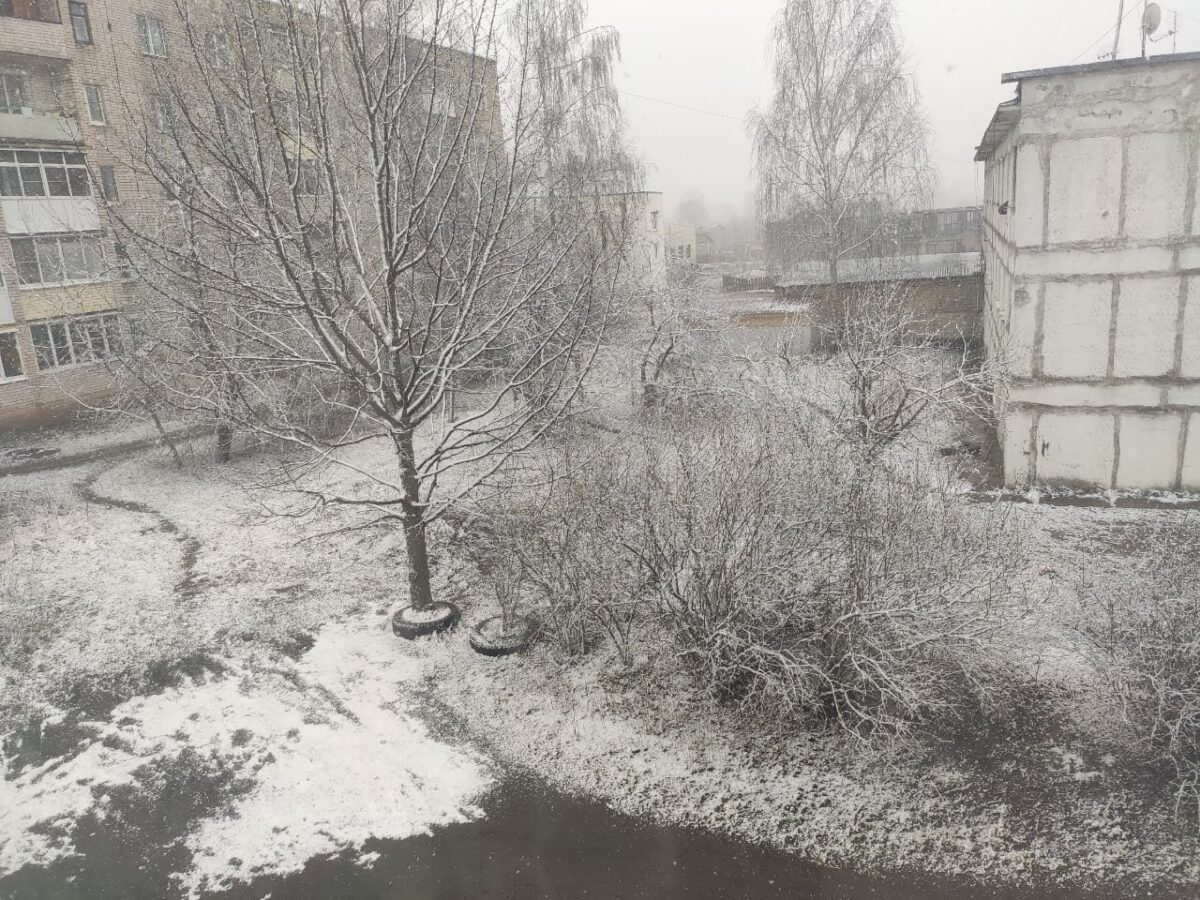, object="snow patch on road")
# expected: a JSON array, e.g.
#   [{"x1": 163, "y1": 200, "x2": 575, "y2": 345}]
[{"x1": 0, "y1": 618, "x2": 493, "y2": 896}]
